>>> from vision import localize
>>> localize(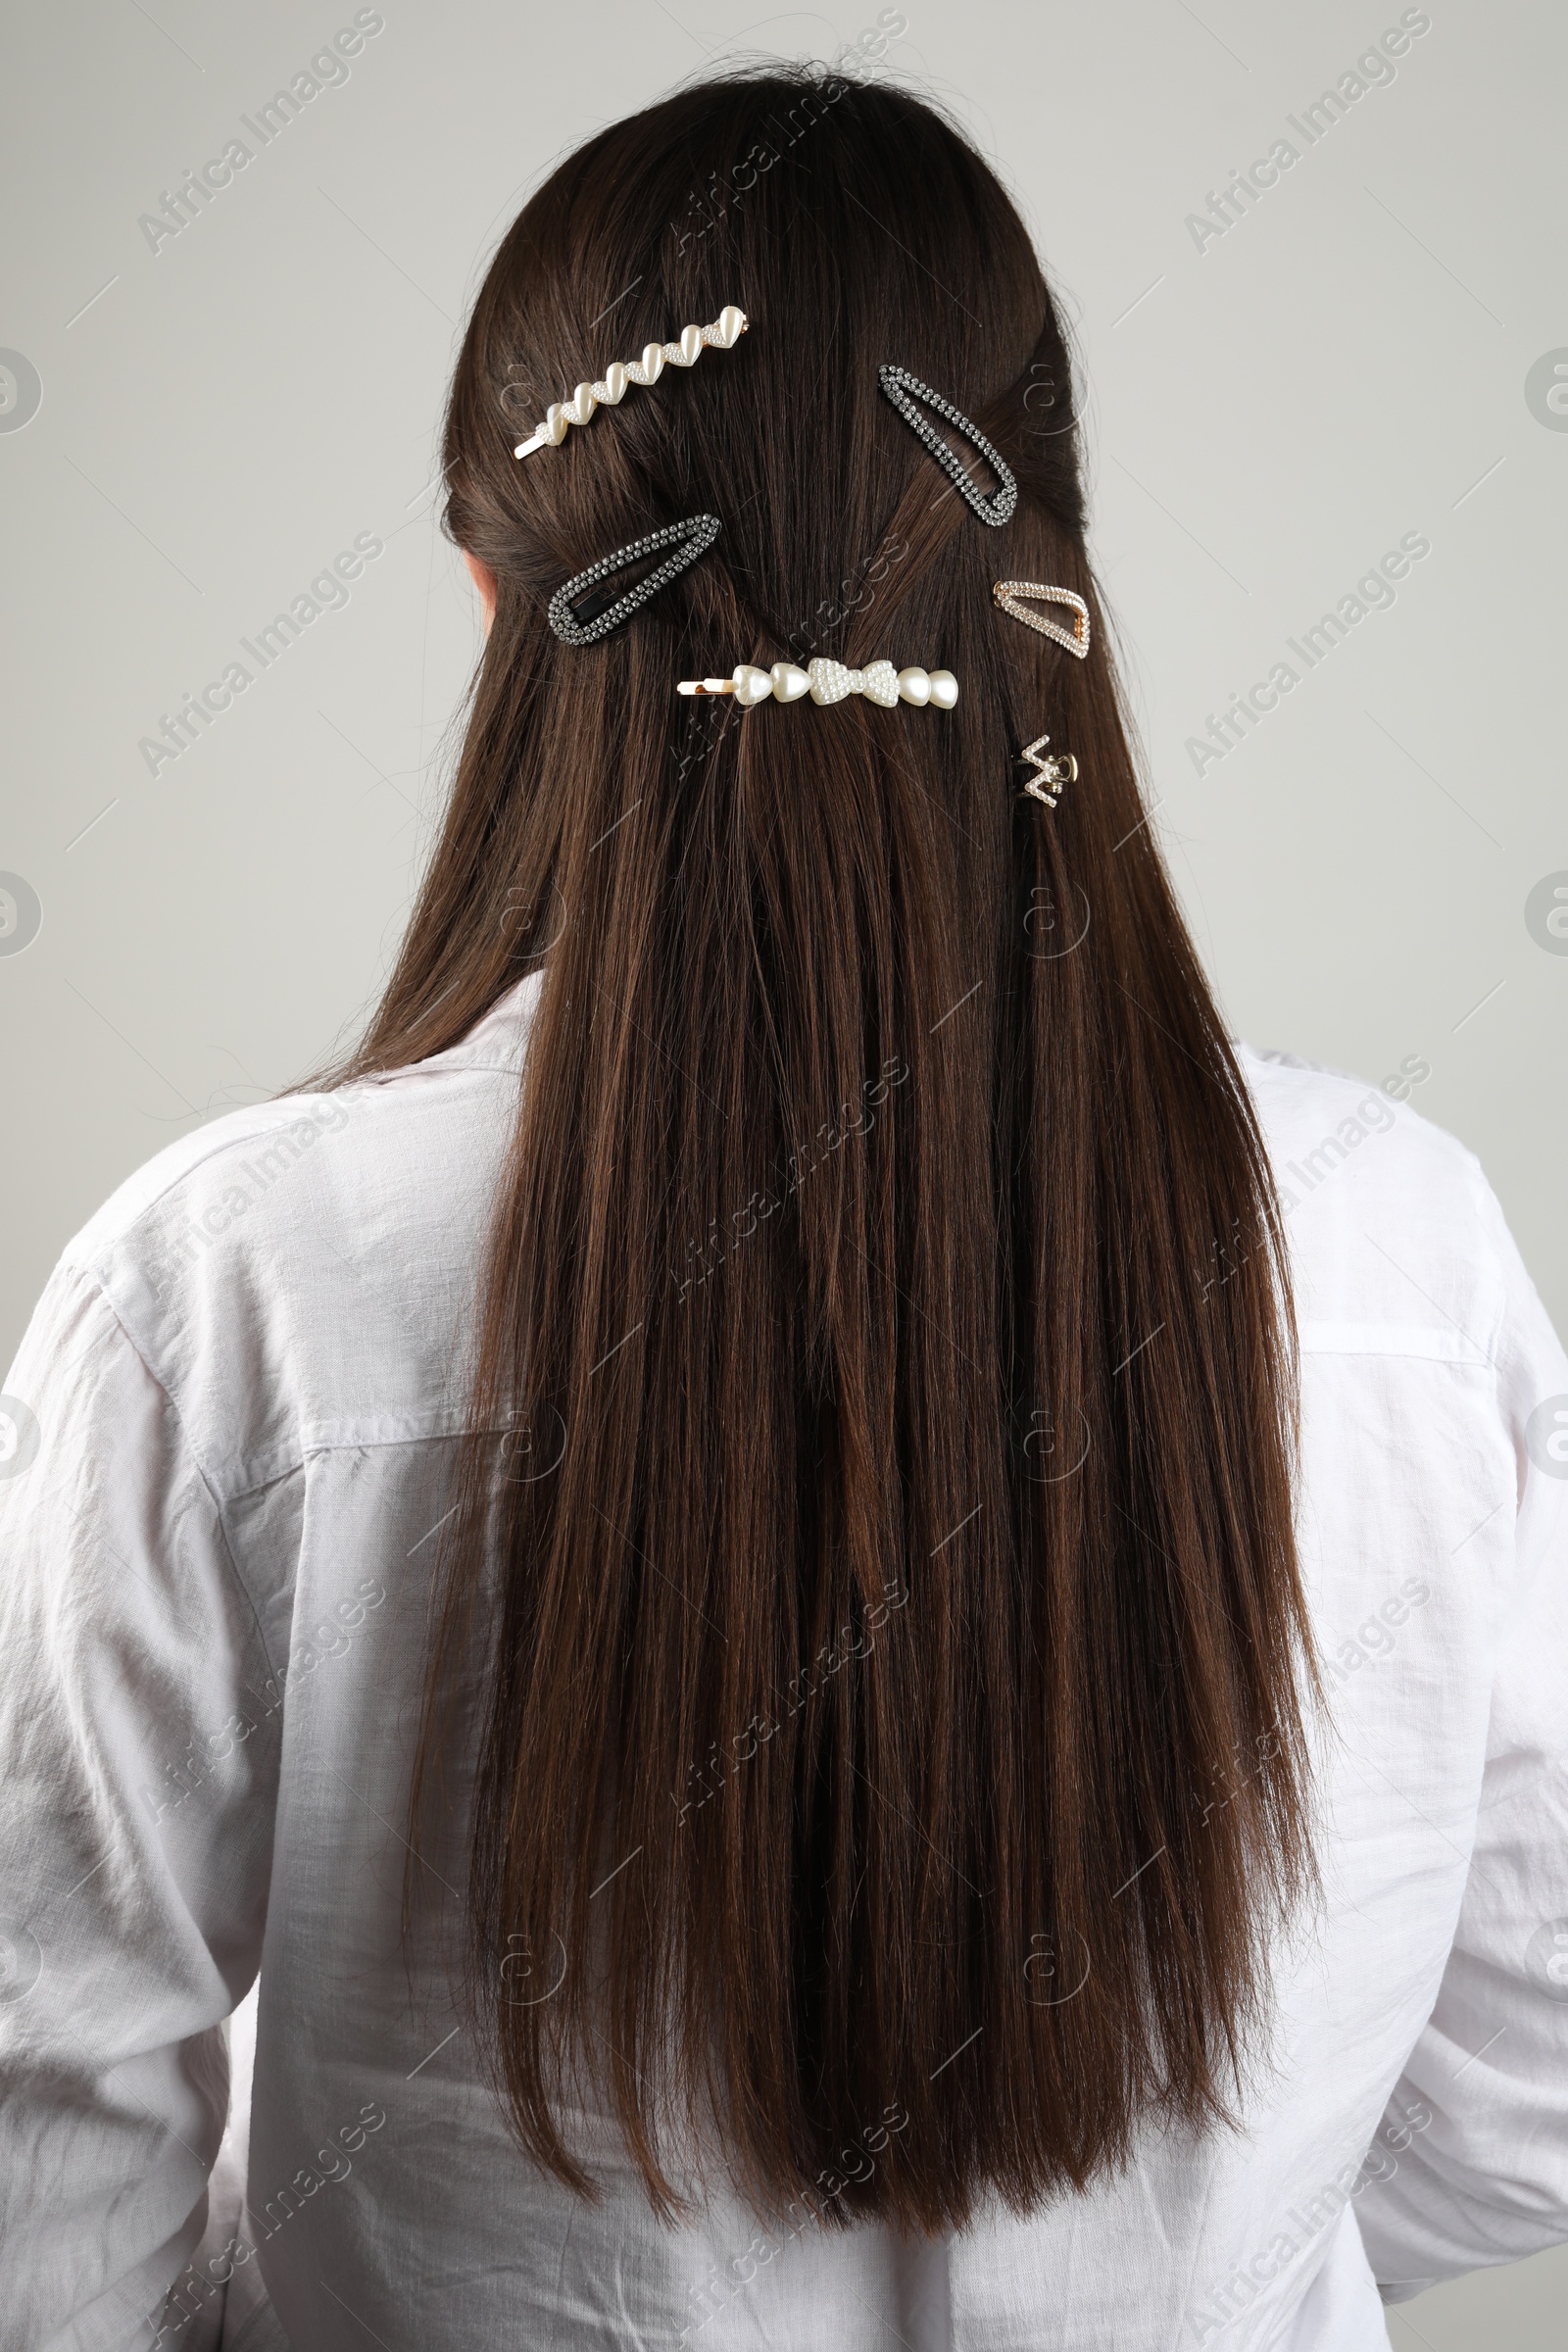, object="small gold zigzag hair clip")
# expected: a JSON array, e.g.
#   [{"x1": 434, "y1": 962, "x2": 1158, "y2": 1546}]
[
  {"x1": 1017, "y1": 734, "x2": 1077, "y2": 809},
  {"x1": 678, "y1": 659, "x2": 957, "y2": 709},
  {"x1": 514, "y1": 305, "x2": 749, "y2": 459},
  {"x1": 993, "y1": 581, "x2": 1091, "y2": 658}
]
